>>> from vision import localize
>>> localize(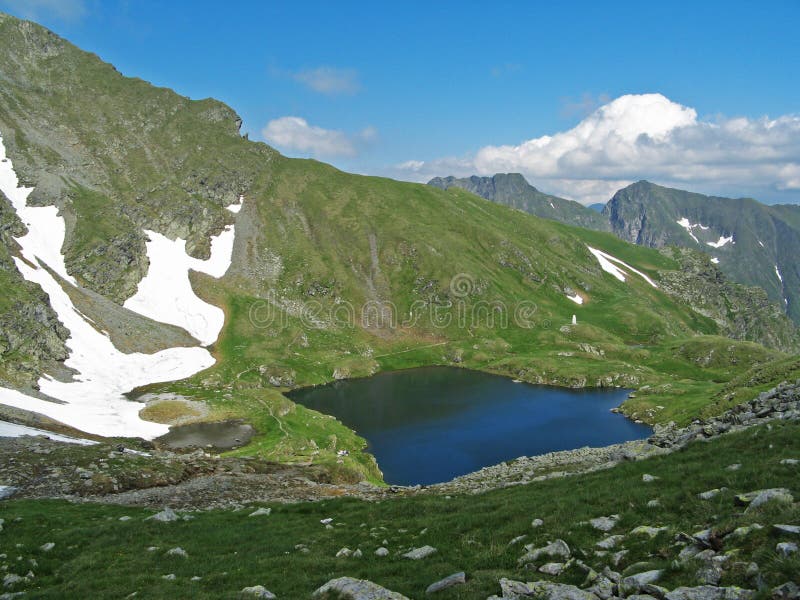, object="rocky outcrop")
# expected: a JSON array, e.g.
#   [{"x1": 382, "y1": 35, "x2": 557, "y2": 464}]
[{"x1": 657, "y1": 248, "x2": 800, "y2": 353}]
